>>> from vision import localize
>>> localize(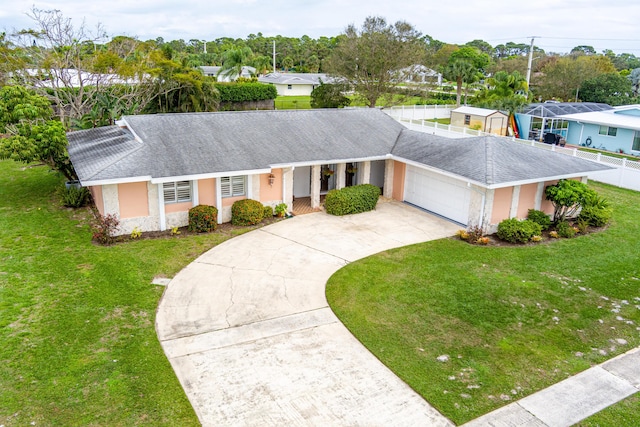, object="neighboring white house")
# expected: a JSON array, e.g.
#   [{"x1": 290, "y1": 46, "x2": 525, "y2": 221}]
[
  {"x1": 559, "y1": 105, "x2": 640, "y2": 154},
  {"x1": 257, "y1": 73, "x2": 331, "y2": 96},
  {"x1": 401, "y1": 65, "x2": 442, "y2": 85},
  {"x1": 13, "y1": 68, "x2": 141, "y2": 88},
  {"x1": 199, "y1": 66, "x2": 256, "y2": 82}
]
